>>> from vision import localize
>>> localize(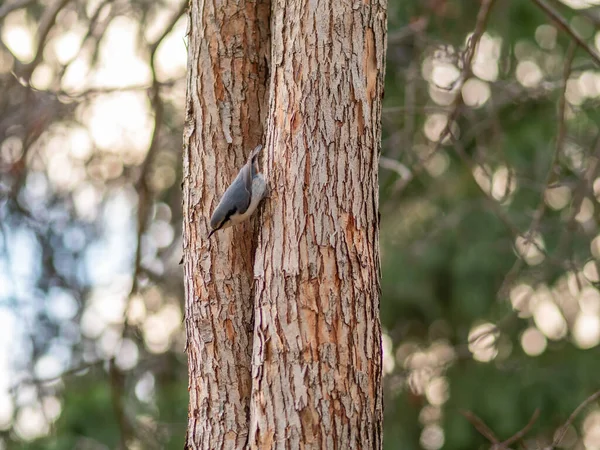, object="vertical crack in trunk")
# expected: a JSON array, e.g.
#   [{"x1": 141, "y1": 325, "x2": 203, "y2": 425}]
[
  {"x1": 248, "y1": 1, "x2": 387, "y2": 448},
  {"x1": 182, "y1": 1, "x2": 271, "y2": 448}
]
